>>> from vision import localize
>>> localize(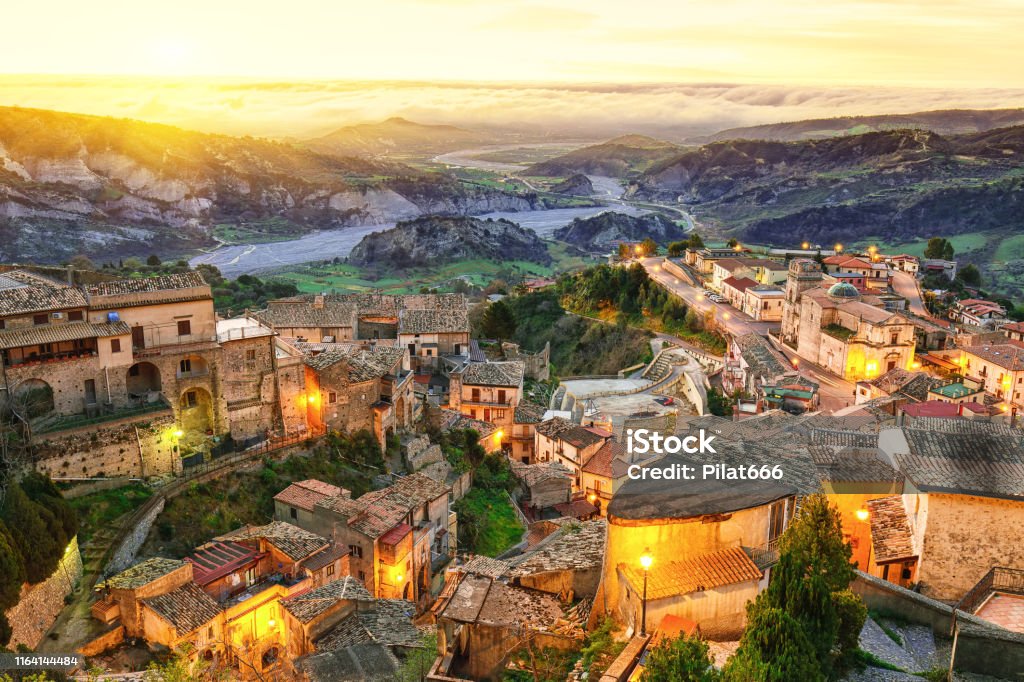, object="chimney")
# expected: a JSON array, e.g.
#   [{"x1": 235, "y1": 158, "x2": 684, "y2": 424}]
[
  {"x1": 313, "y1": 294, "x2": 325, "y2": 310},
  {"x1": 958, "y1": 403, "x2": 964, "y2": 417},
  {"x1": 66, "y1": 264, "x2": 75, "y2": 285}
]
